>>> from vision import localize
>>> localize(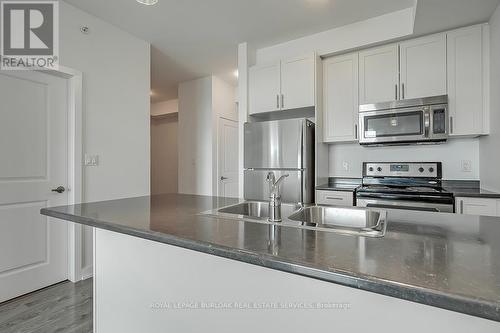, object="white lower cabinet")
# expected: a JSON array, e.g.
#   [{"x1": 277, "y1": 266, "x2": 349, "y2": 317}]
[
  {"x1": 455, "y1": 197, "x2": 500, "y2": 217},
  {"x1": 316, "y1": 190, "x2": 354, "y2": 206}
]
